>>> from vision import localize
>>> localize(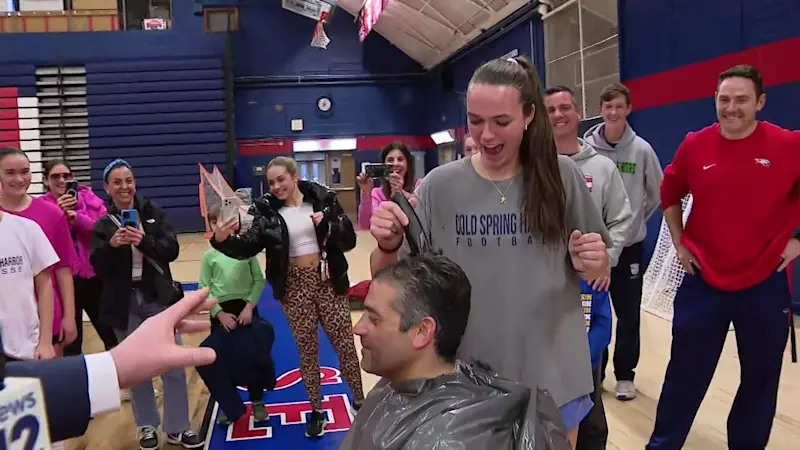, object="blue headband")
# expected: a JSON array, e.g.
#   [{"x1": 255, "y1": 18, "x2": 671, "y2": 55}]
[{"x1": 103, "y1": 159, "x2": 131, "y2": 182}]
